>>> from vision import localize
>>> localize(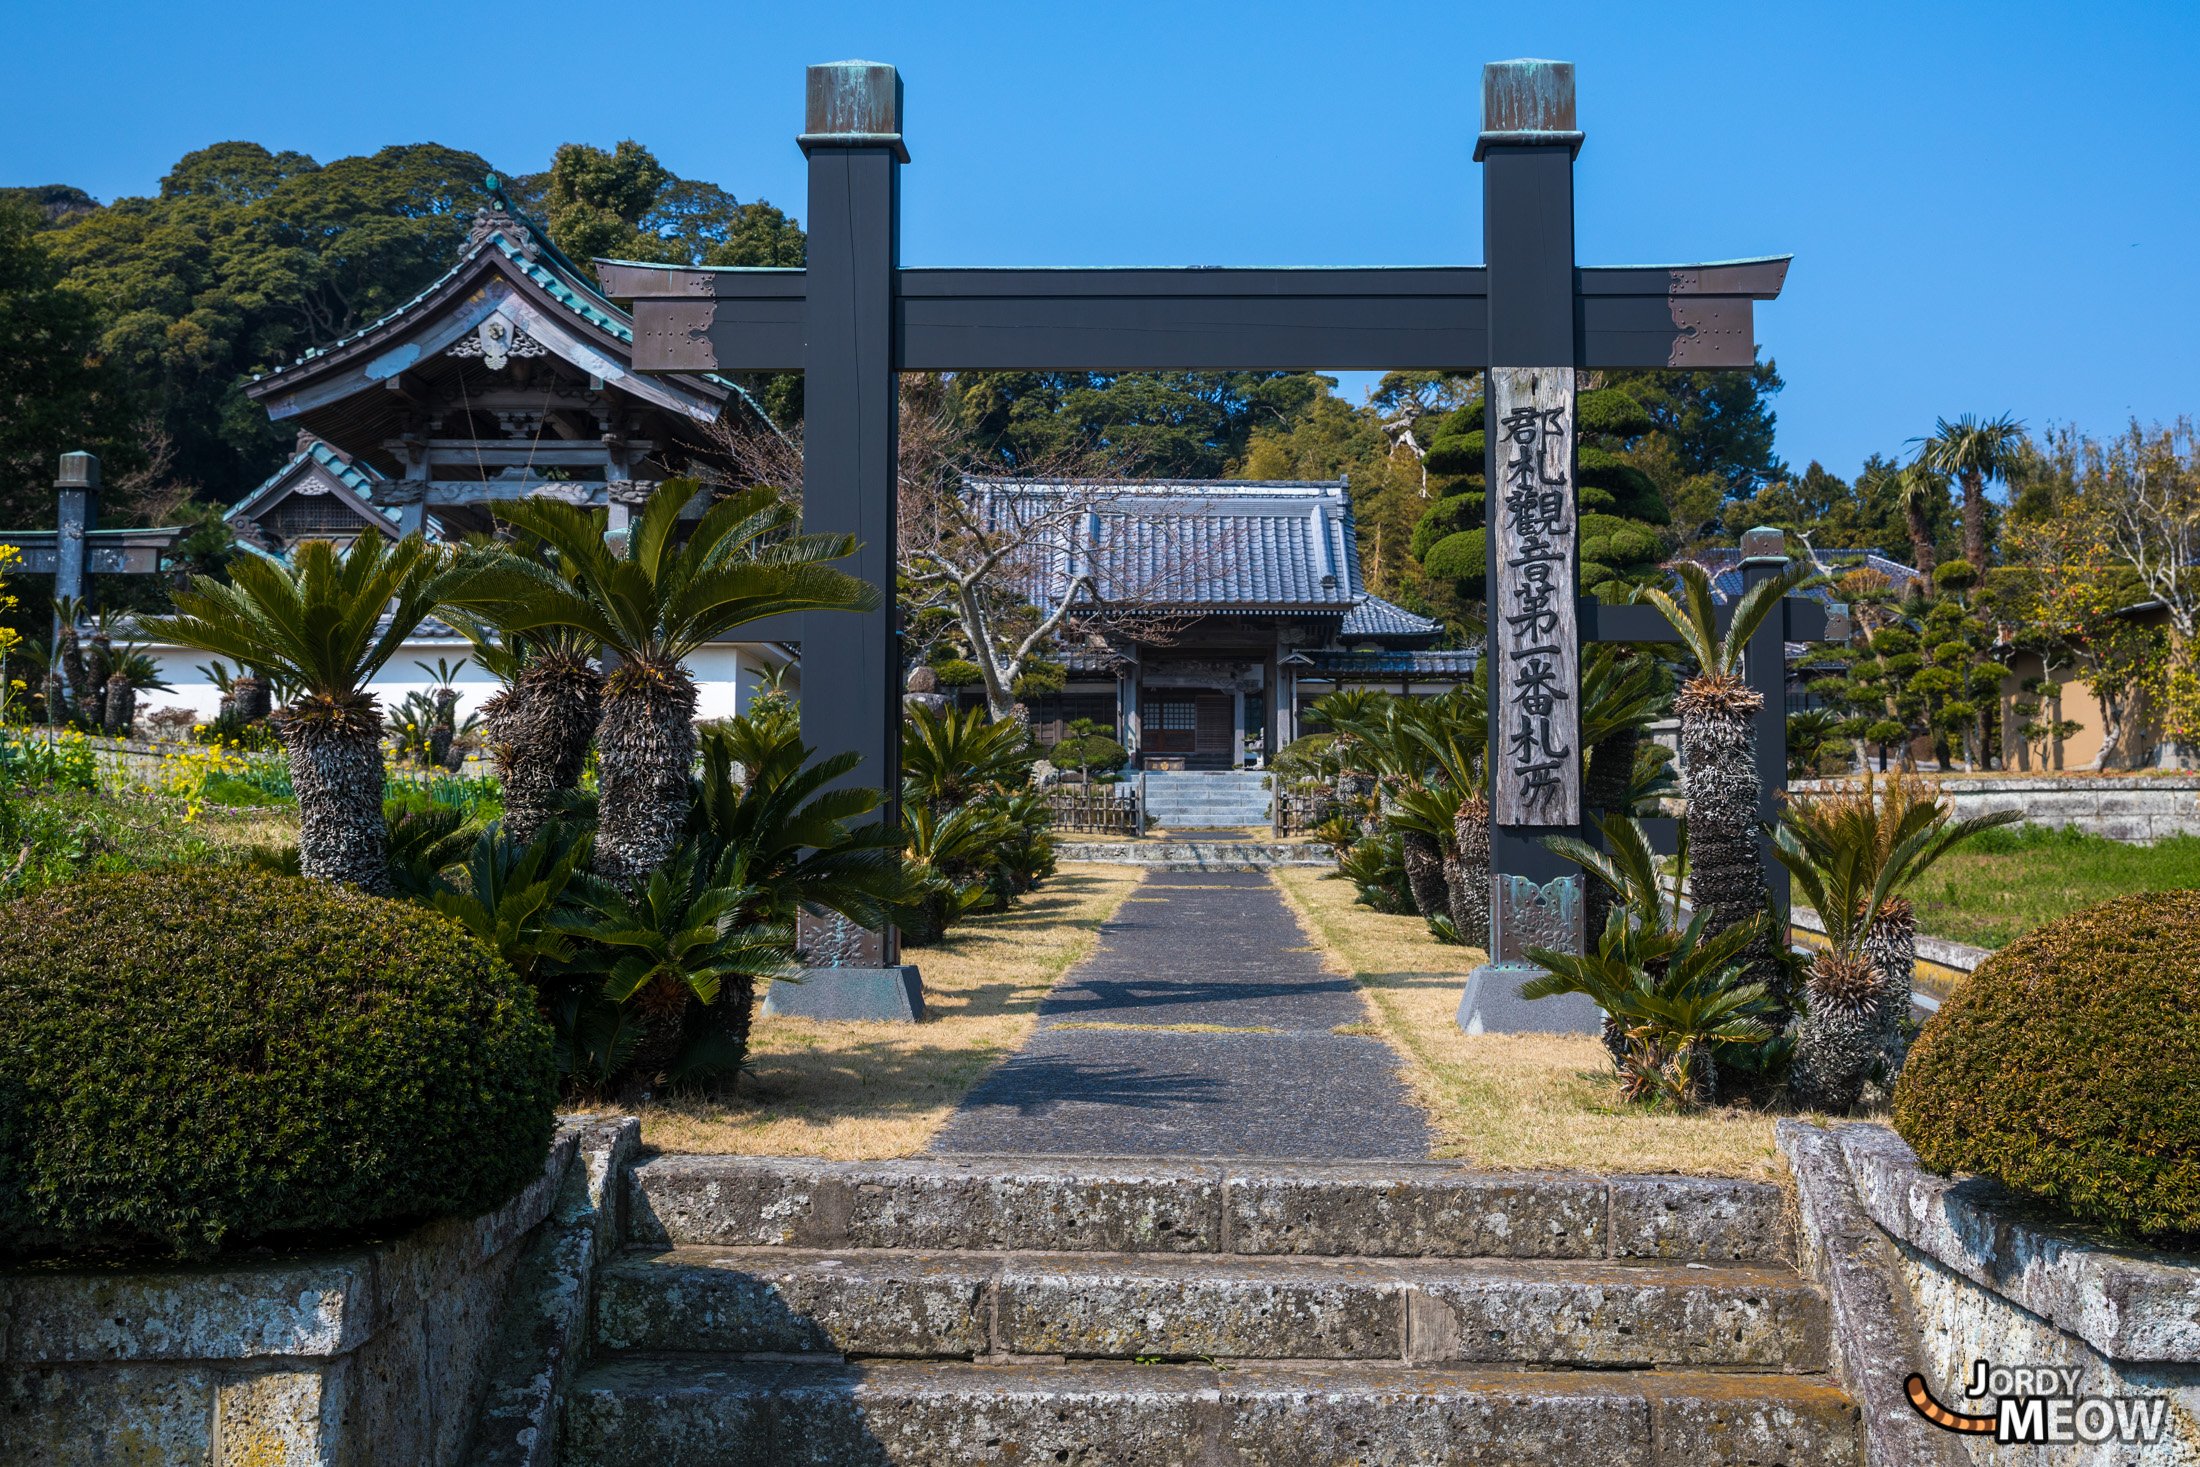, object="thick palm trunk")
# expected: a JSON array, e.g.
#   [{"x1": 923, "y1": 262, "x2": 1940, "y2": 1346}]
[
  {"x1": 596, "y1": 658, "x2": 698, "y2": 886},
  {"x1": 1581, "y1": 726, "x2": 1640, "y2": 944},
  {"x1": 1905, "y1": 500, "x2": 1936, "y2": 577},
  {"x1": 103, "y1": 673, "x2": 134, "y2": 738},
  {"x1": 274, "y1": 693, "x2": 391, "y2": 893},
  {"x1": 1676, "y1": 675, "x2": 1783, "y2": 1015},
  {"x1": 1789, "y1": 949, "x2": 1882, "y2": 1112},
  {"x1": 484, "y1": 648, "x2": 603, "y2": 845},
  {"x1": 1960, "y1": 469, "x2": 1988, "y2": 576},
  {"x1": 84, "y1": 639, "x2": 110, "y2": 731},
  {"x1": 233, "y1": 675, "x2": 271, "y2": 724},
  {"x1": 1400, "y1": 829, "x2": 1449, "y2": 921},
  {"x1": 58, "y1": 626, "x2": 91, "y2": 726},
  {"x1": 1860, "y1": 899, "x2": 1918, "y2": 1100},
  {"x1": 1447, "y1": 792, "x2": 1491, "y2": 952}
]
